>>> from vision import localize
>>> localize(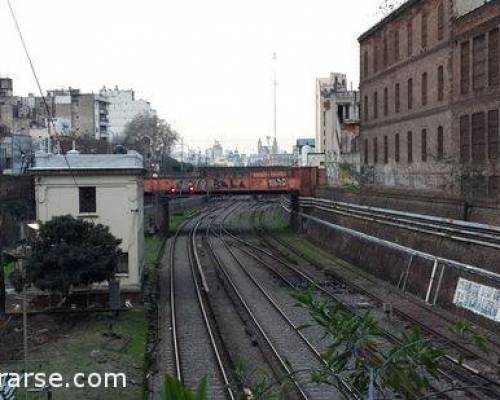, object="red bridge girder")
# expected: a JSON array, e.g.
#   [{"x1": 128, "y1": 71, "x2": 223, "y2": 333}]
[{"x1": 144, "y1": 167, "x2": 325, "y2": 197}]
